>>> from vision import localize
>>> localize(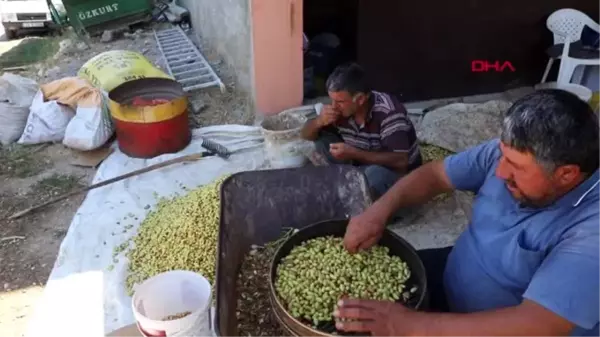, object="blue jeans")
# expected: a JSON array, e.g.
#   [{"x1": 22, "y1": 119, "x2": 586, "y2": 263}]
[{"x1": 314, "y1": 131, "x2": 401, "y2": 200}]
